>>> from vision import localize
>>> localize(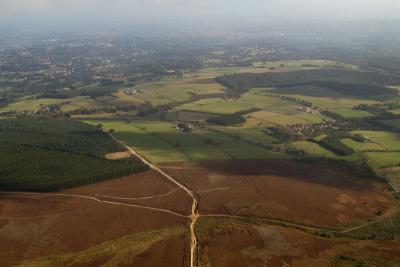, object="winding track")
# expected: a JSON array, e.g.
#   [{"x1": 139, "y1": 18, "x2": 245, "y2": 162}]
[
  {"x1": 0, "y1": 191, "x2": 187, "y2": 218},
  {"x1": 111, "y1": 134, "x2": 200, "y2": 267},
  {"x1": 95, "y1": 187, "x2": 181, "y2": 201}
]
